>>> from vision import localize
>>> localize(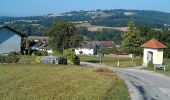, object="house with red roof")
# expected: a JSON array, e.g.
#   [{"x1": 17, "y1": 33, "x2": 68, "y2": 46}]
[{"x1": 141, "y1": 38, "x2": 167, "y2": 66}]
